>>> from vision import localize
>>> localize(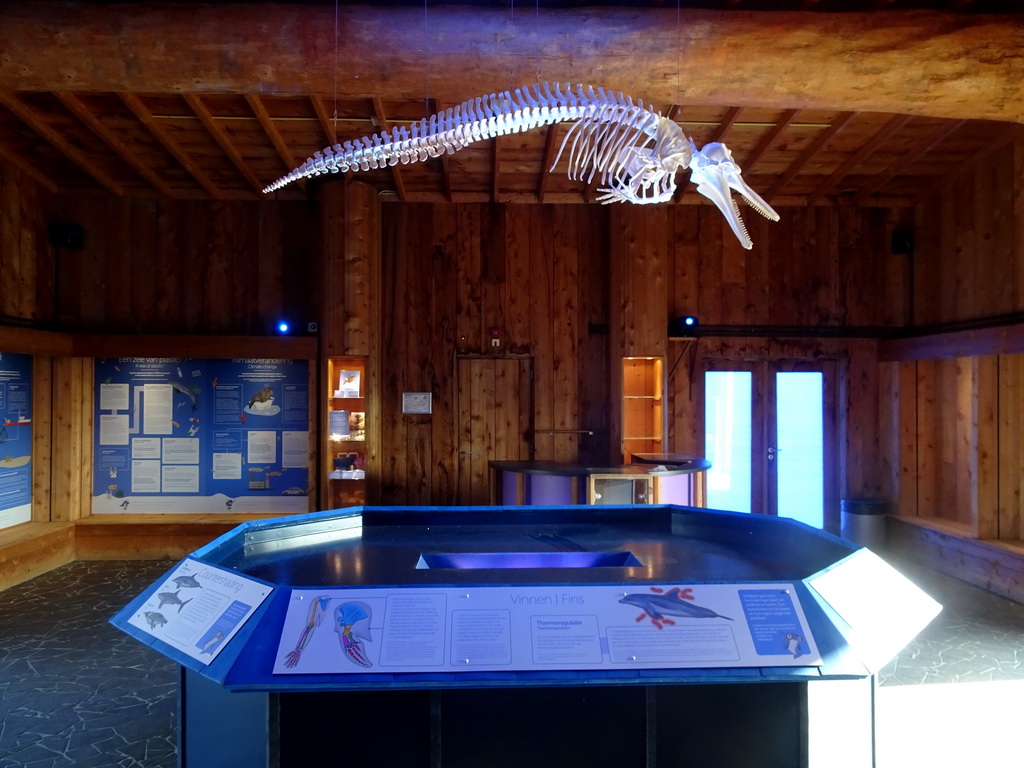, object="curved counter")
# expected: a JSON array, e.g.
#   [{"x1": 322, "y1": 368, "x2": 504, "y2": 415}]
[{"x1": 490, "y1": 455, "x2": 710, "y2": 506}]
